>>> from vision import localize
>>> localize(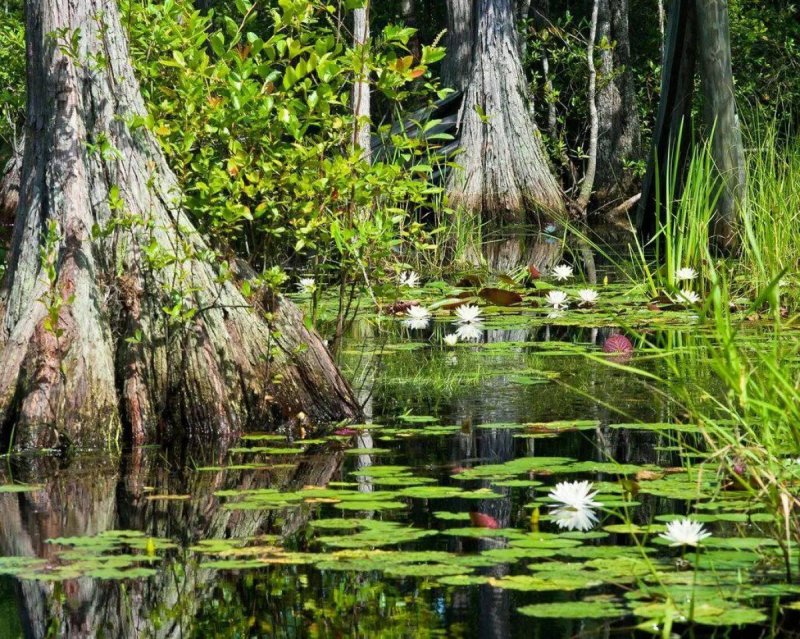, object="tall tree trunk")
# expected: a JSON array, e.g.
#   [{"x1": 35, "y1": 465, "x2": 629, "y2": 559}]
[
  {"x1": 595, "y1": 0, "x2": 641, "y2": 202},
  {"x1": 353, "y1": 3, "x2": 371, "y2": 160},
  {"x1": 446, "y1": 0, "x2": 566, "y2": 271},
  {"x1": 0, "y1": 0, "x2": 360, "y2": 450},
  {"x1": 442, "y1": 0, "x2": 474, "y2": 92},
  {"x1": 696, "y1": 0, "x2": 743, "y2": 251},
  {"x1": 531, "y1": 1, "x2": 559, "y2": 141},
  {"x1": 637, "y1": 0, "x2": 696, "y2": 238},
  {"x1": 400, "y1": 0, "x2": 422, "y2": 62},
  {"x1": 576, "y1": 0, "x2": 600, "y2": 213}
]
